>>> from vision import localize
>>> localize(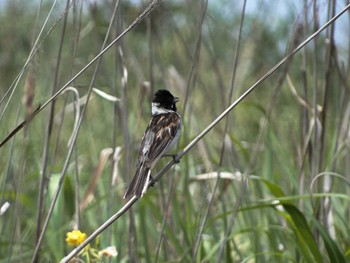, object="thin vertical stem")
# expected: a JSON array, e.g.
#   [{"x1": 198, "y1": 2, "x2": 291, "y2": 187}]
[
  {"x1": 191, "y1": 0, "x2": 247, "y2": 261},
  {"x1": 34, "y1": 1, "x2": 71, "y2": 262}
]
